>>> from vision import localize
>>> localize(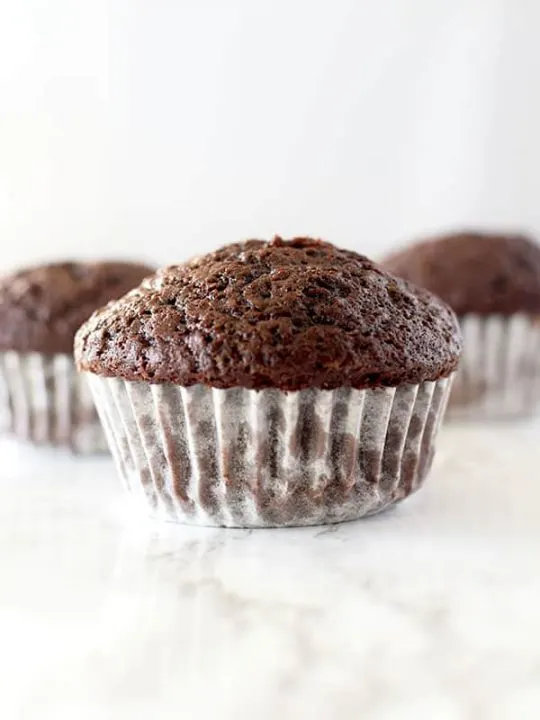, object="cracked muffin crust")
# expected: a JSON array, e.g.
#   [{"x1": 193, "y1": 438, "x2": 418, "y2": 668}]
[{"x1": 75, "y1": 237, "x2": 461, "y2": 391}]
